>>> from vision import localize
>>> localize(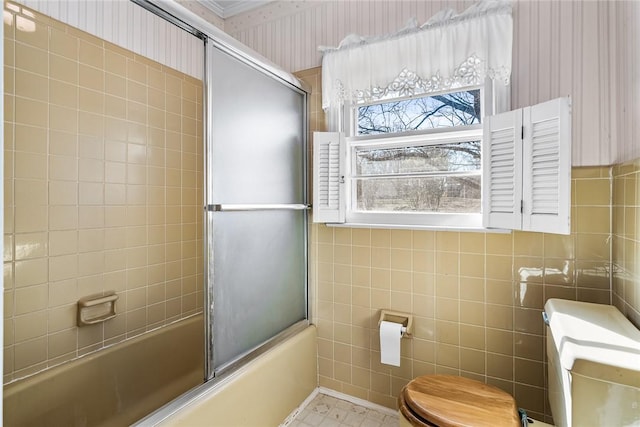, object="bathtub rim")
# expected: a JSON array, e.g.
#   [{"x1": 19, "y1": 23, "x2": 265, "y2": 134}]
[{"x1": 134, "y1": 318, "x2": 311, "y2": 426}]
